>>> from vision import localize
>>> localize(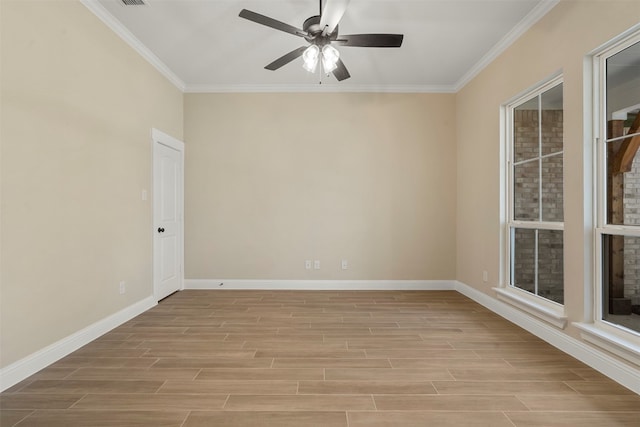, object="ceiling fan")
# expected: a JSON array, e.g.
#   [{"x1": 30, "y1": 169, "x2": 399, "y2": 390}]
[{"x1": 239, "y1": 0, "x2": 403, "y2": 81}]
